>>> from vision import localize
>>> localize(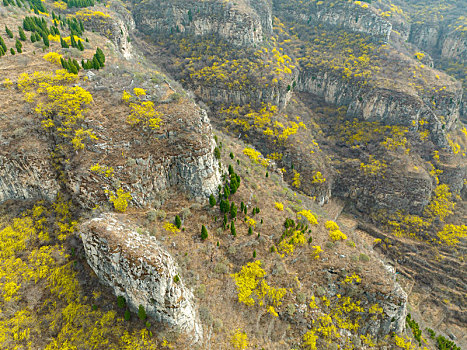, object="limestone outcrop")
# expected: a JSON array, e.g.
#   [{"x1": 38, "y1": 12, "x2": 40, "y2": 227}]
[
  {"x1": 80, "y1": 214, "x2": 203, "y2": 342},
  {"x1": 132, "y1": 0, "x2": 272, "y2": 47}
]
